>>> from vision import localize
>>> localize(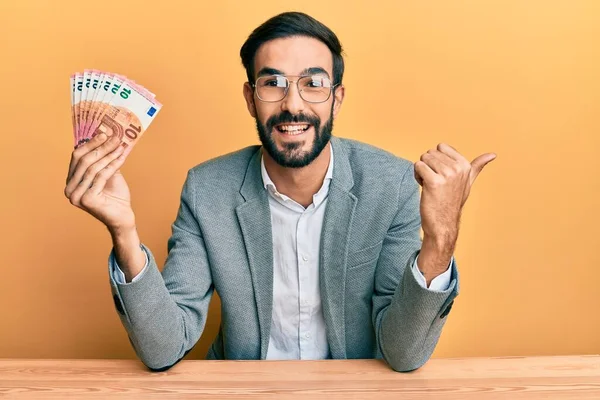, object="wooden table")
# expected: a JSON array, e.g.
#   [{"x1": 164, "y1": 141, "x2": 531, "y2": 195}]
[{"x1": 1, "y1": 356, "x2": 599, "y2": 399}]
